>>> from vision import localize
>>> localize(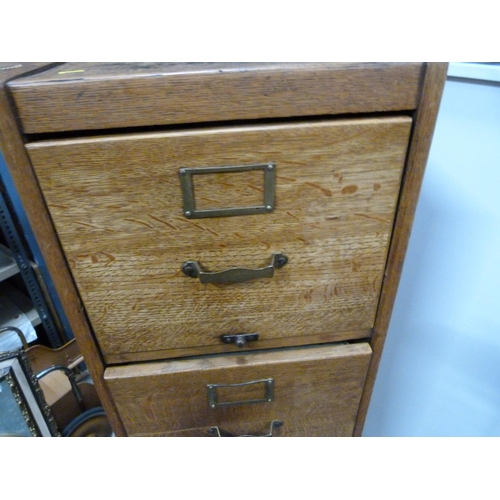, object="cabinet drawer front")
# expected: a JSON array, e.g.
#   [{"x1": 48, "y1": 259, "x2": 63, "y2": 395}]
[
  {"x1": 27, "y1": 117, "x2": 411, "y2": 362},
  {"x1": 105, "y1": 343, "x2": 372, "y2": 437}
]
